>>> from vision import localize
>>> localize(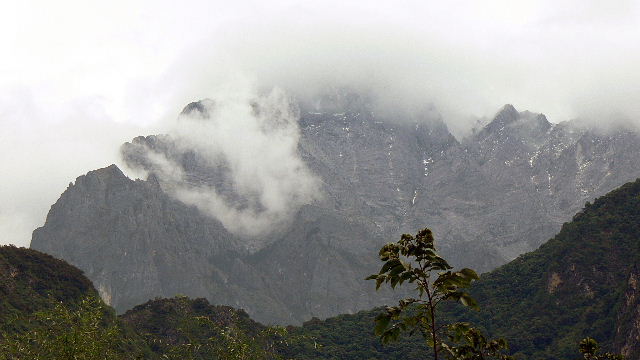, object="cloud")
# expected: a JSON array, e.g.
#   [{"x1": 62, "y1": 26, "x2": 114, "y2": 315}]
[
  {"x1": 131, "y1": 83, "x2": 322, "y2": 237},
  {"x1": 1, "y1": 0, "x2": 639, "y2": 245},
  {"x1": 155, "y1": 0, "x2": 640, "y2": 133},
  {"x1": 0, "y1": 86, "x2": 145, "y2": 246}
]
